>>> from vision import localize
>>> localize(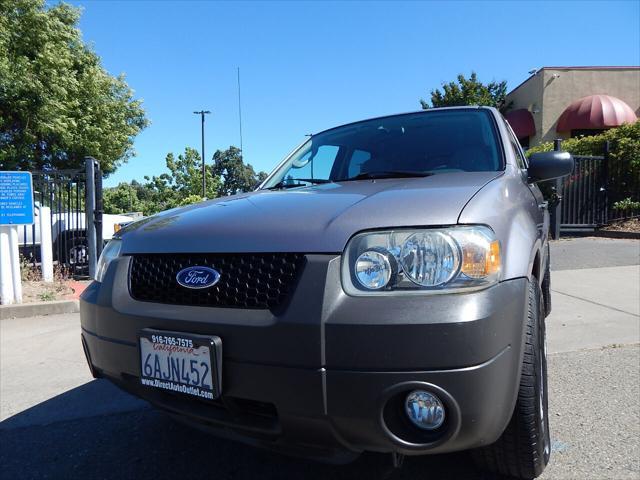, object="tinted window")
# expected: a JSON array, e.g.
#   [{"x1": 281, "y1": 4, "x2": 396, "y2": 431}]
[
  {"x1": 285, "y1": 145, "x2": 339, "y2": 181},
  {"x1": 511, "y1": 139, "x2": 527, "y2": 169},
  {"x1": 263, "y1": 109, "x2": 502, "y2": 188},
  {"x1": 347, "y1": 149, "x2": 372, "y2": 178},
  {"x1": 505, "y1": 121, "x2": 528, "y2": 169}
]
